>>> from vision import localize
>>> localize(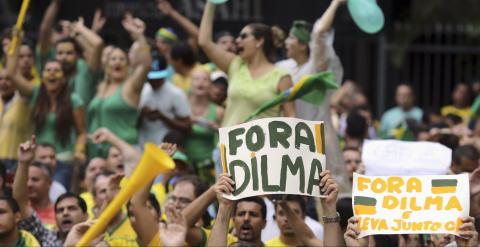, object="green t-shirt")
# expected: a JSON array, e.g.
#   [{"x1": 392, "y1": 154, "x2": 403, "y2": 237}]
[
  {"x1": 185, "y1": 103, "x2": 218, "y2": 163},
  {"x1": 30, "y1": 86, "x2": 84, "y2": 156},
  {"x1": 35, "y1": 47, "x2": 97, "y2": 105},
  {"x1": 87, "y1": 84, "x2": 139, "y2": 158}
]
